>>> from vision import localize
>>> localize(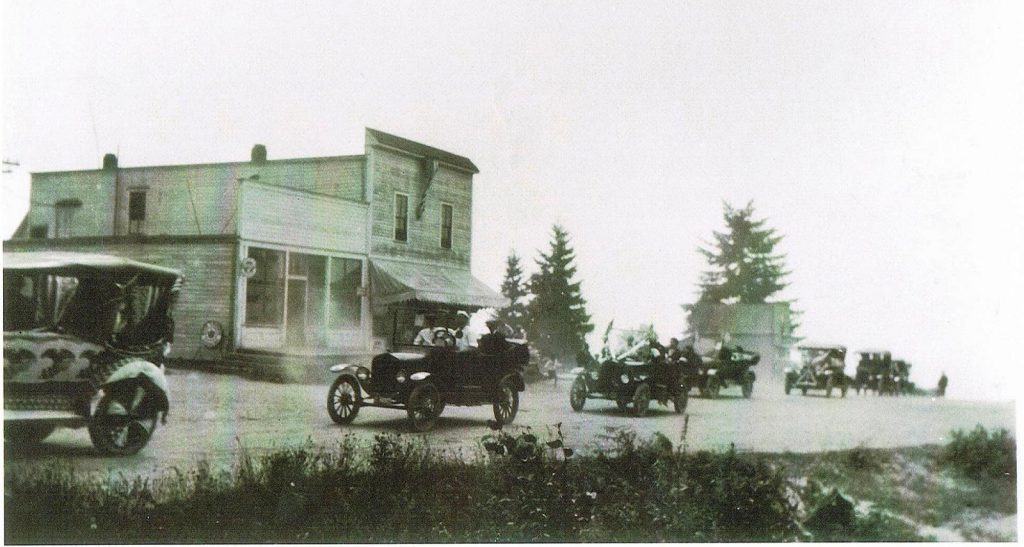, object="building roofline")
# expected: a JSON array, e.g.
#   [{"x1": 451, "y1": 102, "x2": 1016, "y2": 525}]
[
  {"x1": 31, "y1": 154, "x2": 366, "y2": 176},
  {"x1": 365, "y1": 128, "x2": 479, "y2": 174}
]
